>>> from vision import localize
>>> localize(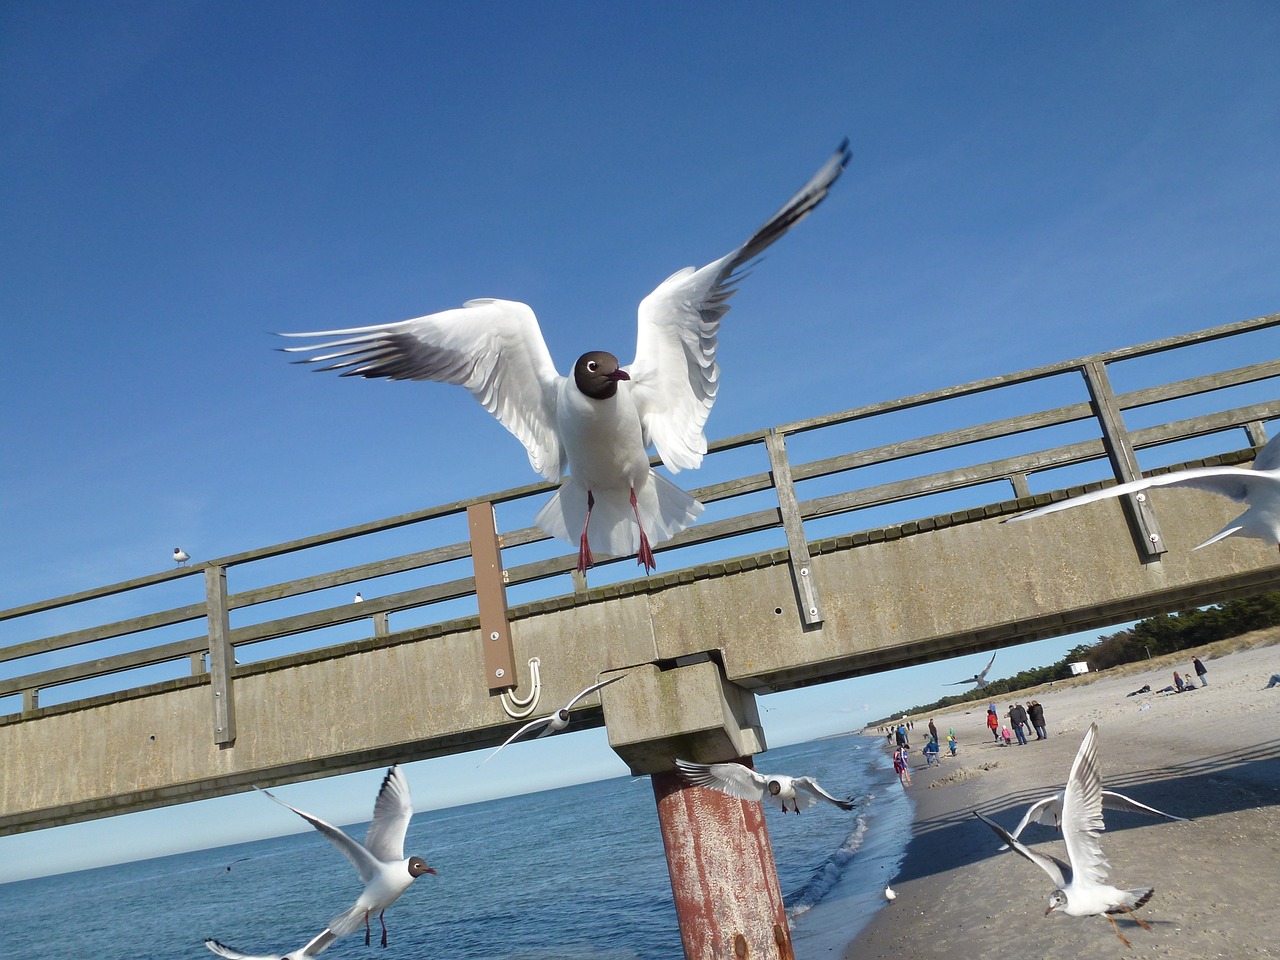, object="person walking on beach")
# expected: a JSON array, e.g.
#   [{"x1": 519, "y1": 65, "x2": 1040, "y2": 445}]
[
  {"x1": 895, "y1": 724, "x2": 910, "y2": 749},
  {"x1": 1028, "y1": 700, "x2": 1047, "y2": 740},
  {"x1": 1008, "y1": 702, "x2": 1029, "y2": 745},
  {"x1": 947, "y1": 729, "x2": 958, "y2": 756},
  {"x1": 893, "y1": 746, "x2": 912, "y2": 786},
  {"x1": 1193, "y1": 656, "x2": 1208, "y2": 686},
  {"x1": 986, "y1": 705, "x2": 1000, "y2": 741},
  {"x1": 928, "y1": 718, "x2": 938, "y2": 743}
]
